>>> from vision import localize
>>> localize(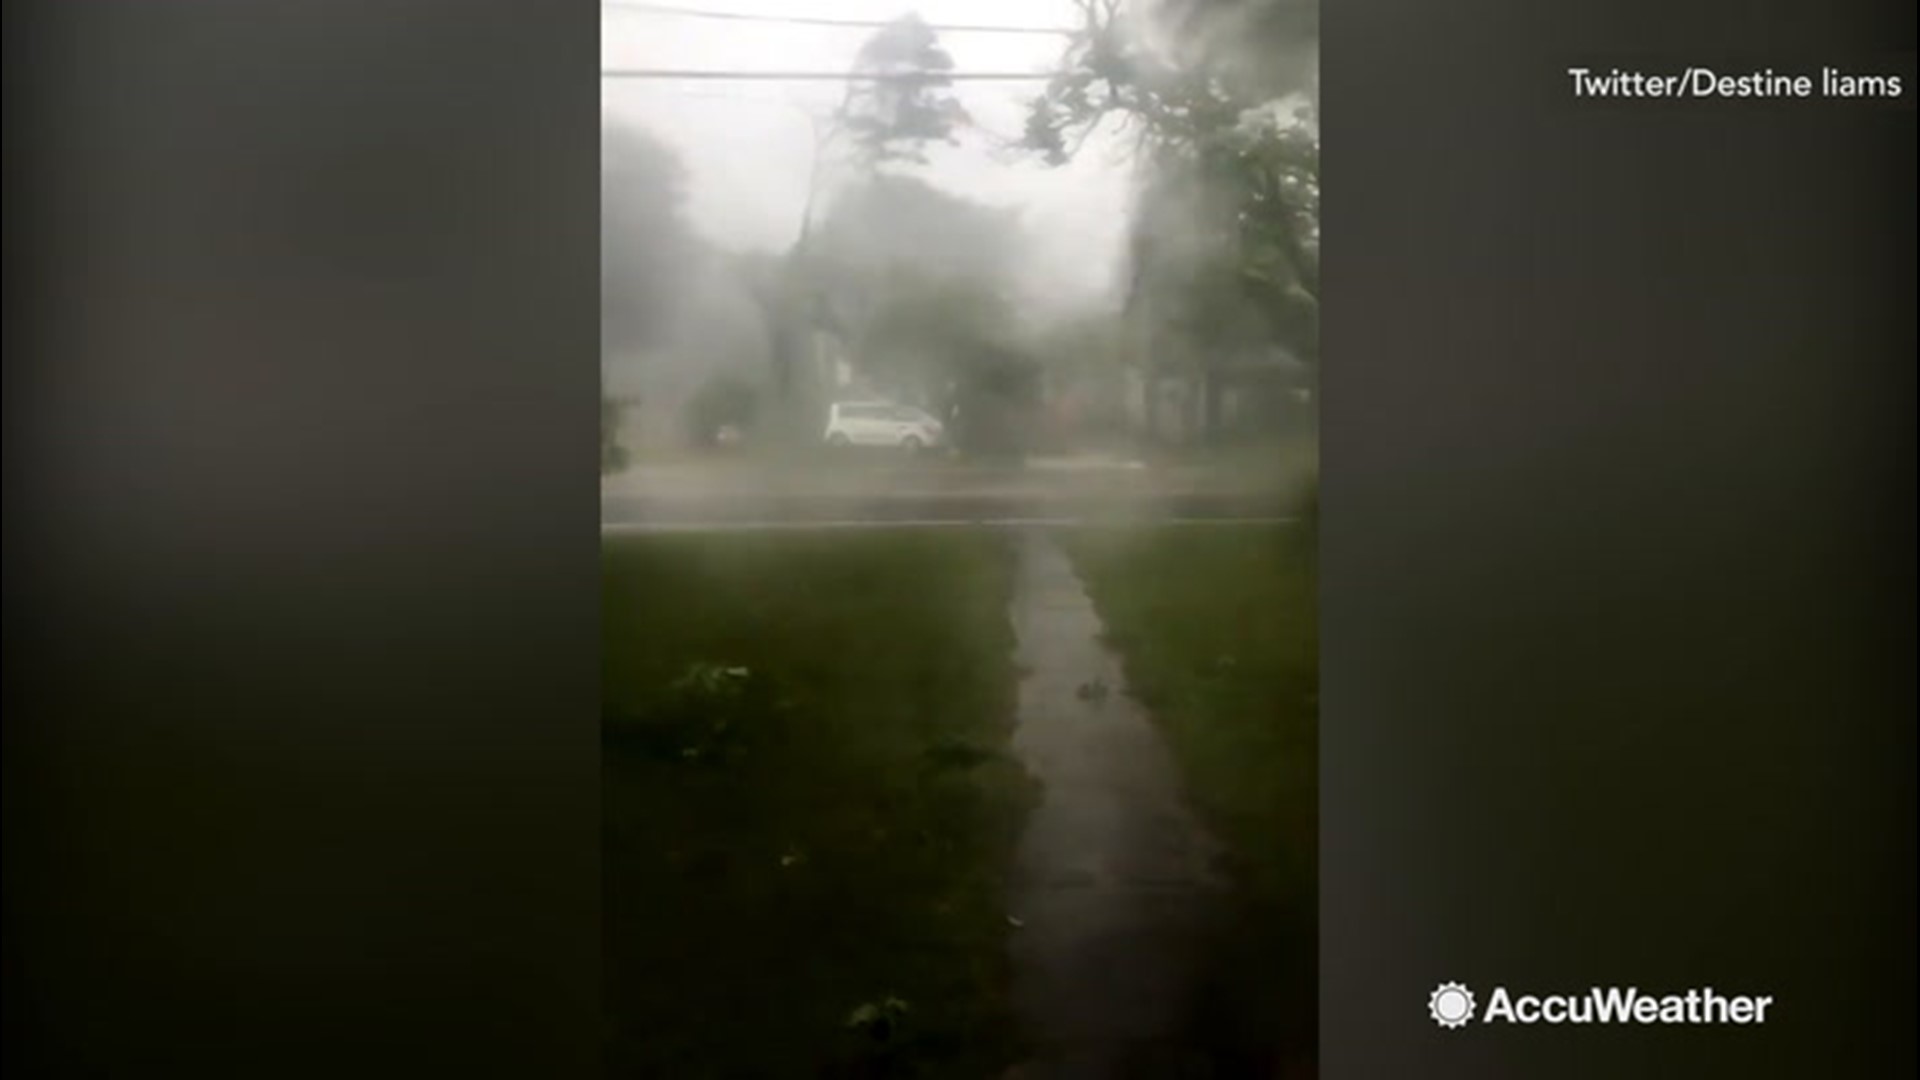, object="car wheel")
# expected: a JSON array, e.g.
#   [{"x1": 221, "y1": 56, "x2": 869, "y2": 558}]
[{"x1": 901, "y1": 434, "x2": 924, "y2": 453}]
